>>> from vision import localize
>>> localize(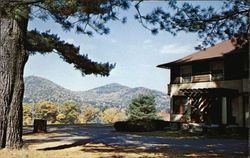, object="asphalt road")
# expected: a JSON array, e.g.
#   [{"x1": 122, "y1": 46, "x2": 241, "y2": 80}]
[{"x1": 23, "y1": 126, "x2": 248, "y2": 156}]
